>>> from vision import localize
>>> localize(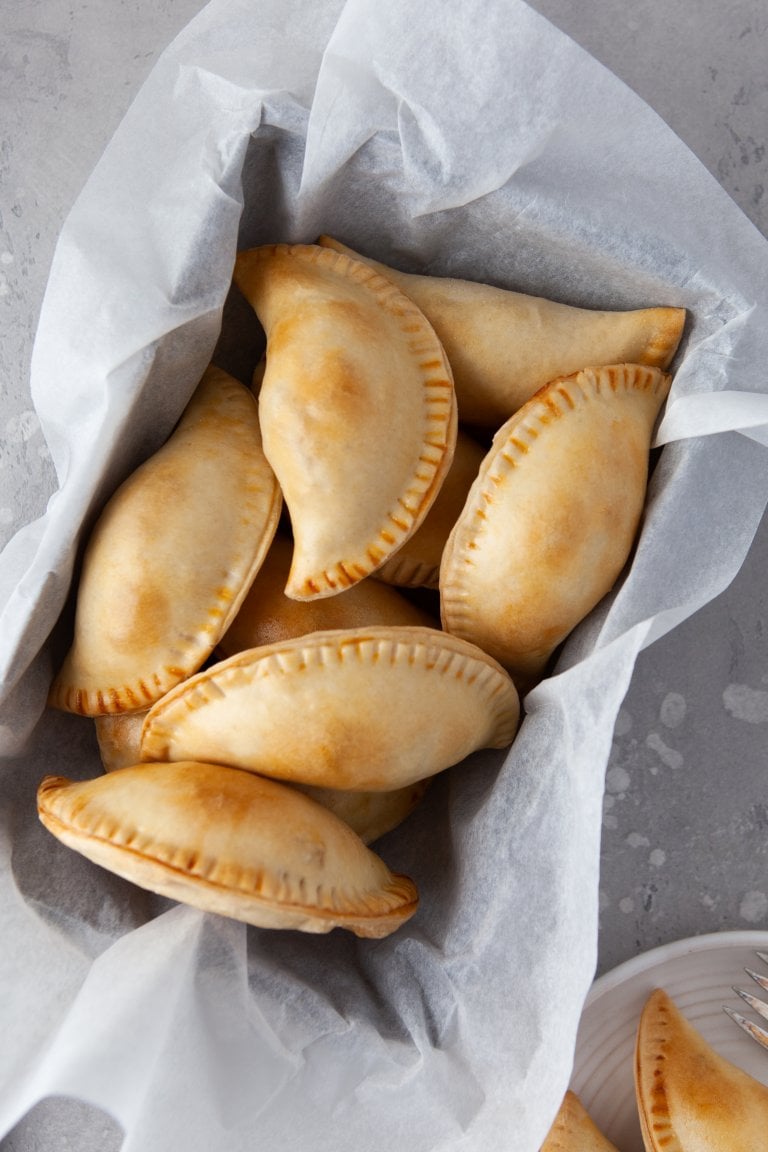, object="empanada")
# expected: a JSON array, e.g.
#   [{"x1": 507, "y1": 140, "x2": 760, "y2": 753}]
[
  {"x1": 49, "y1": 365, "x2": 281, "y2": 715},
  {"x1": 317, "y1": 236, "x2": 685, "y2": 428},
  {"x1": 141, "y1": 625, "x2": 520, "y2": 791},
  {"x1": 217, "y1": 534, "x2": 437, "y2": 657},
  {"x1": 540, "y1": 1091, "x2": 619, "y2": 1151},
  {"x1": 375, "y1": 429, "x2": 487, "y2": 590},
  {"x1": 635, "y1": 987, "x2": 768, "y2": 1150},
  {"x1": 233, "y1": 244, "x2": 457, "y2": 599},
  {"x1": 37, "y1": 762, "x2": 418, "y2": 938},
  {"x1": 440, "y1": 364, "x2": 672, "y2": 686}
]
